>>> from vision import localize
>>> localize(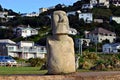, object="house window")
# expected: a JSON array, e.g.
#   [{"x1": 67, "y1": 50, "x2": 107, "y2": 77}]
[
  {"x1": 110, "y1": 34, "x2": 112, "y2": 36},
  {"x1": 41, "y1": 47, "x2": 44, "y2": 51},
  {"x1": 105, "y1": 34, "x2": 108, "y2": 36},
  {"x1": 8, "y1": 47, "x2": 14, "y2": 50}
]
